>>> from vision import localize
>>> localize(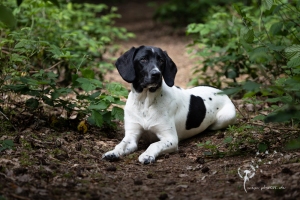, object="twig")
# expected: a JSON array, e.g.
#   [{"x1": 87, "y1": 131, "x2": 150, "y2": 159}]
[
  {"x1": 0, "y1": 110, "x2": 18, "y2": 132},
  {"x1": 248, "y1": 122, "x2": 300, "y2": 132},
  {"x1": 29, "y1": 60, "x2": 64, "y2": 73},
  {"x1": 232, "y1": 101, "x2": 248, "y2": 120}
]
